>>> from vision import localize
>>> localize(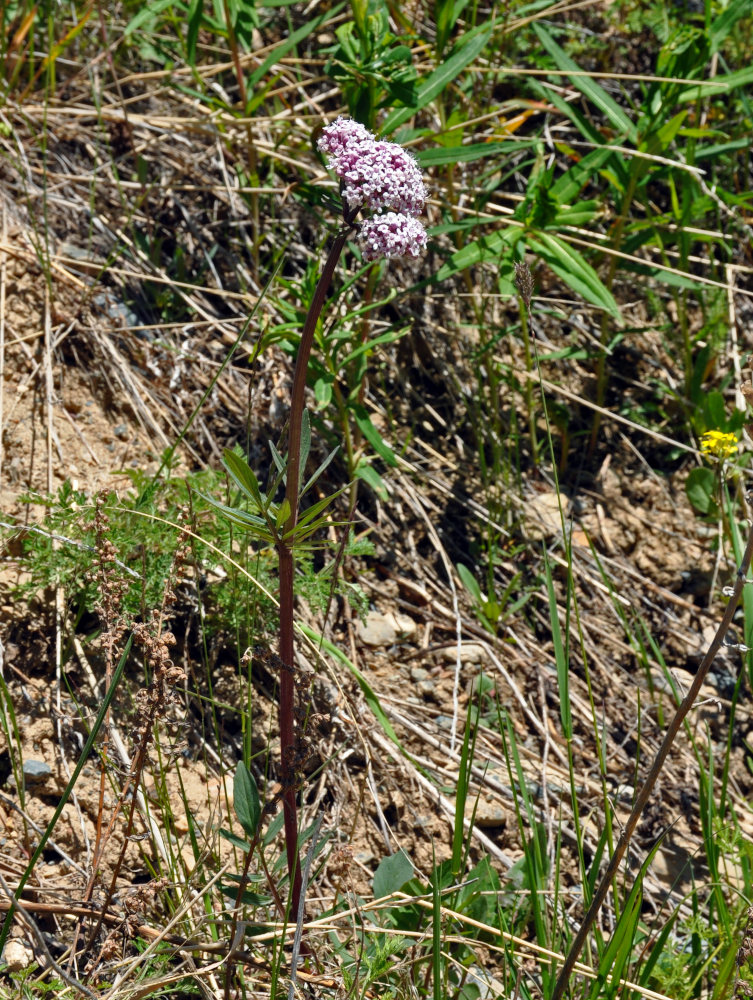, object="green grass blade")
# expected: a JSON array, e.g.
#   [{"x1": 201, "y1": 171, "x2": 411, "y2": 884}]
[
  {"x1": 380, "y1": 25, "x2": 492, "y2": 134},
  {"x1": 533, "y1": 24, "x2": 638, "y2": 143}
]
